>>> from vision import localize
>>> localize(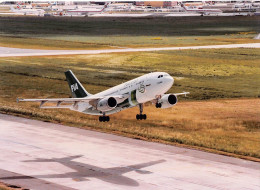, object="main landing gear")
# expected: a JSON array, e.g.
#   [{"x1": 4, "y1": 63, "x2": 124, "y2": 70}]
[
  {"x1": 136, "y1": 104, "x2": 147, "y2": 120},
  {"x1": 99, "y1": 115, "x2": 110, "y2": 122},
  {"x1": 155, "y1": 102, "x2": 162, "y2": 108},
  {"x1": 136, "y1": 114, "x2": 146, "y2": 120}
]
